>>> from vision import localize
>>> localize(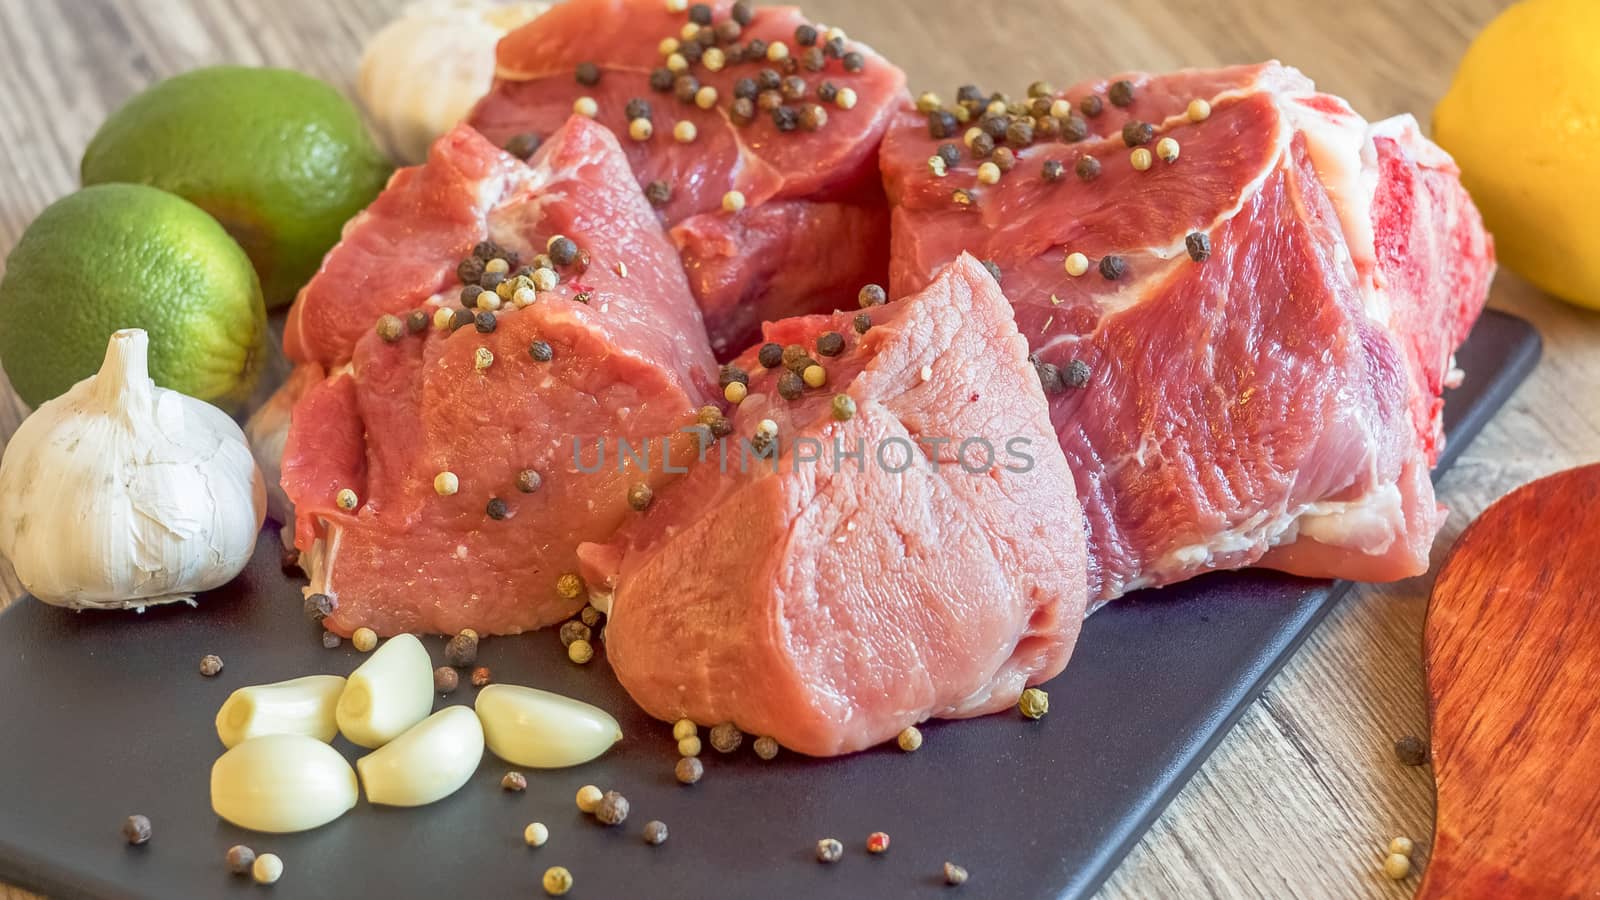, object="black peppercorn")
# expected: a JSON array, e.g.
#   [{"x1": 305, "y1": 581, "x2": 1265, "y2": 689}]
[
  {"x1": 1061, "y1": 115, "x2": 1089, "y2": 142},
  {"x1": 823, "y1": 35, "x2": 844, "y2": 58},
  {"x1": 1064, "y1": 359, "x2": 1091, "y2": 389},
  {"x1": 643, "y1": 820, "x2": 669, "y2": 845},
  {"x1": 772, "y1": 105, "x2": 799, "y2": 131},
  {"x1": 549, "y1": 237, "x2": 578, "y2": 266},
  {"x1": 688, "y1": 2, "x2": 712, "y2": 24},
  {"x1": 799, "y1": 104, "x2": 827, "y2": 131},
  {"x1": 459, "y1": 284, "x2": 483, "y2": 310},
  {"x1": 801, "y1": 46, "x2": 825, "y2": 72},
  {"x1": 842, "y1": 51, "x2": 864, "y2": 72},
  {"x1": 559, "y1": 620, "x2": 592, "y2": 647},
  {"x1": 457, "y1": 256, "x2": 485, "y2": 284},
  {"x1": 1122, "y1": 120, "x2": 1155, "y2": 147},
  {"x1": 529, "y1": 340, "x2": 554, "y2": 362},
  {"x1": 627, "y1": 482, "x2": 654, "y2": 511},
  {"x1": 1080, "y1": 94, "x2": 1104, "y2": 118},
  {"x1": 795, "y1": 23, "x2": 818, "y2": 45},
  {"x1": 674, "y1": 75, "x2": 700, "y2": 104},
  {"x1": 516, "y1": 469, "x2": 542, "y2": 493},
  {"x1": 746, "y1": 37, "x2": 768, "y2": 58},
  {"x1": 853, "y1": 313, "x2": 872, "y2": 334},
  {"x1": 479, "y1": 270, "x2": 506, "y2": 291},
  {"x1": 1034, "y1": 359, "x2": 1064, "y2": 394},
  {"x1": 650, "y1": 67, "x2": 675, "y2": 92},
  {"x1": 981, "y1": 113, "x2": 1010, "y2": 139},
  {"x1": 758, "y1": 342, "x2": 784, "y2": 368},
  {"x1": 434, "y1": 666, "x2": 458, "y2": 693},
  {"x1": 486, "y1": 497, "x2": 509, "y2": 520},
  {"x1": 719, "y1": 364, "x2": 750, "y2": 387},
  {"x1": 731, "y1": 97, "x2": 756, "y2": 125},
  {"x1": 970, "y1": 132, "x2": 995, "y2": 159},
  {"x1": 596, "y1": 791, "x2": 629, "y2": 826},
  {"x1": 716, "y1": 19, "x2": 742, "y2": 42},
  {"x1": 680, "y1": 41, "x2": 703, "y2": 64},
  {"x1": 1005, "y1": 119, "x2": 1034, "y2": 148},
  {"x1": 992, "y1": 146, "x2": 1016, "y2": 172},
  {"x1": 815, "y1": 331, "x2": 845, "y2": 357},
  {"x1": 452, "y1": 309, "x2": 475, "y2": 331},
  {"x1": 1042, "y1": 159, "x2": 1065, "y2": 182},
  {"x1": 675, "y1": 756, "x2": 704, "y2": 784},
  {"x1": 474, "y1": 310, "x2": 497, "y2": 333},
  {"x1": 858, "y1": 283, "x2": 887, "y2": 307},
  {"x1": 781, "y1": 75, "x2": 807, "y2": 101},
  {"x1": 731, "y1": 0, "x2": 753, "y2": 24},
  {"x1": 757, "y1": 68, "x2": 781, "y2": 91},
  {"x1": 226, "y1": 845, "x2": 255, "y2": 874},
  {"x1": 734, "y1": 77, "x2": 758, "y2": 100},
  {"x1": 927, "y1": 110, "x2": 958, "y2": 140},
  {"x1": 1108, "y1": 79, "x2": 1136, "y2": 107},
  {"x1": 575, "y1": 62, "x2": 601, "y2": 86},
  {"x1": 777, "y1": 370, "x2": 804, "y2": 400},
  {"x1": 503, "y1": 132, "x2": 541, "y2": 159},
  {"x1": 1099, "y1": 255, "x2": 1128, "y2": 280},
  {"x1": 982, "y1": 259, "x2": 1003, "y2": 283},
  {"x1": 957, "y1": 84, "x2": 985, "y2": 106},
  {"x1": 625, "y1": 98, "x2": 652, "y2": 121},
  {"x1": 1185, "y1": 232, "x2": 1212, "y2": 262},
  {"x1": 1076, "y1": 155, "x2": 1102, "y2": 182},
  {"x1": 407, "y1": 309, "x2": 429, "y2": 333},
  {"x1": 446, "y1": 630, "x2": 479, "y2": 667},
  {"x1": 303, "y1": 592, "x2": 337, "y2": 624},
  {"x1": 321, "y1": 630, "x2": 341, "y2": 649},
  {"x1": 646, "y1": 180, "x2": 672, "y2": 207}
]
